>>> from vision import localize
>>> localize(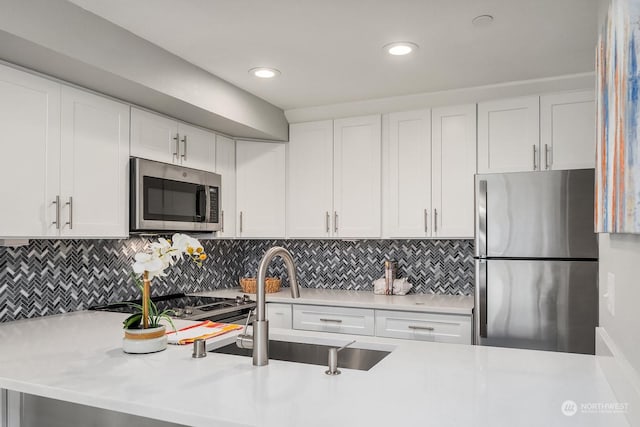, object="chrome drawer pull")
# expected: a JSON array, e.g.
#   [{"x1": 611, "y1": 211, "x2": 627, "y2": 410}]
[
  {"x1": 319, "y1": 318, "x2": 343, "y2": 323},
  {"x1": 65, "y1": 197, "x2": 73, "y2": 230},
  {"x1": 408, "y1": 325, "x2": 434, "y2": 331},
  {"x1": 52, "y1": 196, "x2": 60, "y2": 229},
  {"x1": 172, "y1": 133, "x2": 180, "y2": 160}
]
